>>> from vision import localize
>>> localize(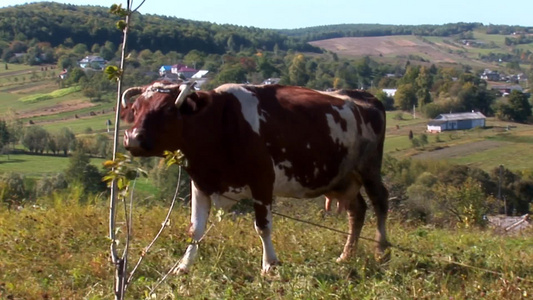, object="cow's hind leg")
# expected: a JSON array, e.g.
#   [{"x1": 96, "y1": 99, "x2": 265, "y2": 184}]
[
  {"x1": 326, "y1": 177, "x2": 365, "y2": 262},
  {"x1": 363, "y1": 177, "x2": 390, "y2": 259},
  {"x1": 172, "y1": 182, "x2": 211, "y2": 275},
  {"x1": 253, "y1": 202, "x2": 279, "y2": 274},
  {"x1": 338, "y1": 193, "x2": 366, "y2": 262}
]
